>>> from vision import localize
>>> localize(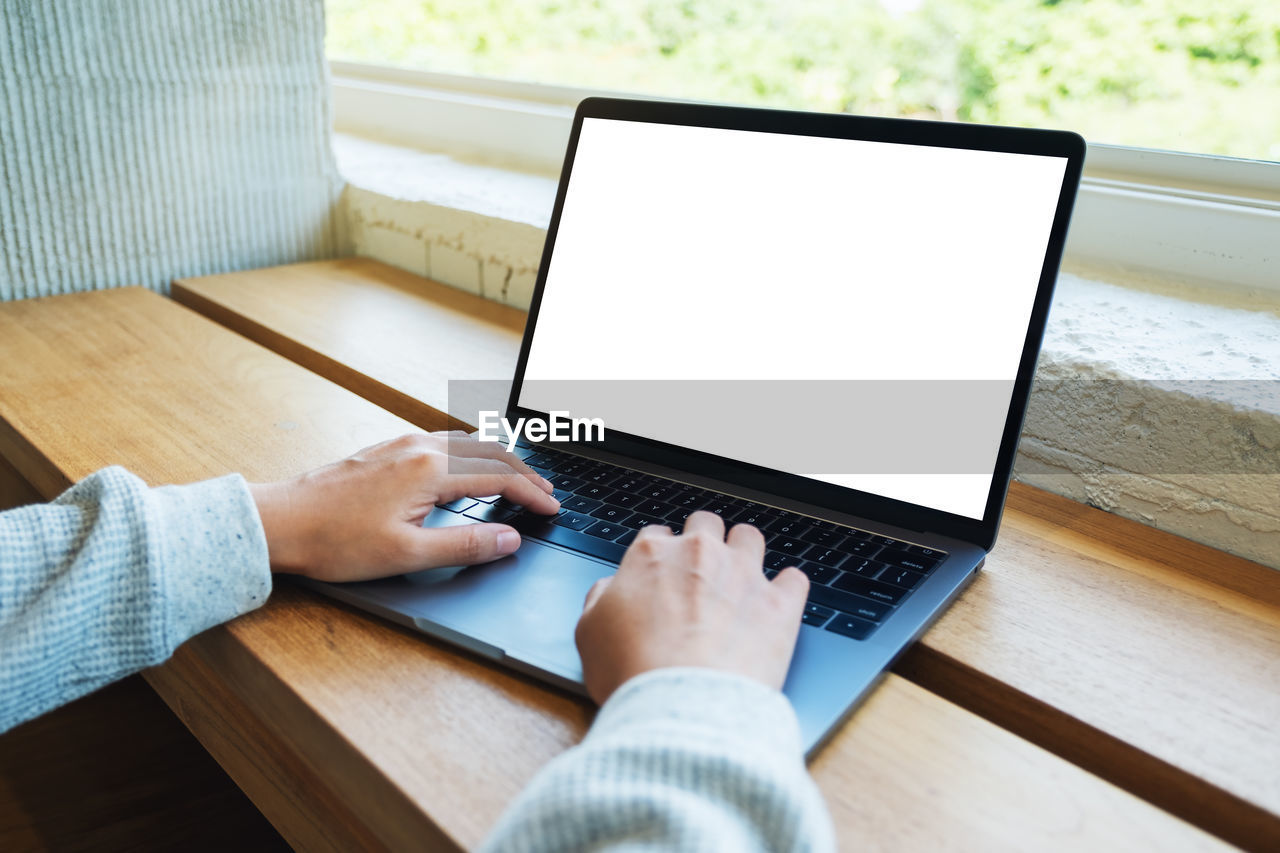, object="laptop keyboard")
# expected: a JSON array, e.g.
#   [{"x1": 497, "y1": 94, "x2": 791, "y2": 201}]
[{"x1": 434, "y1": 444, "x2": 946, "y2": 642}]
